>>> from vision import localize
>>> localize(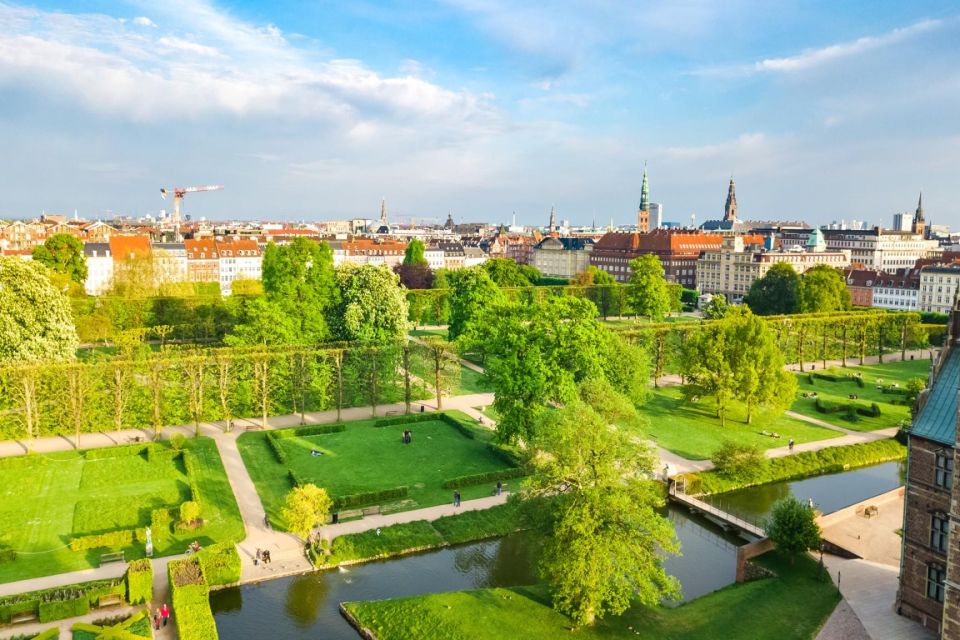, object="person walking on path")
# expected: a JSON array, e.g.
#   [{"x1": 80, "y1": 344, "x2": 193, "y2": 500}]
[
  {"x1": 453, "y1": 490, "x2": 461, "y2": 508},
  {"x1": 788, "y1": 438, "x2": 795, "y2": 452},
  {"x1": 153, "y1": 610, "x2": 161, "y2": 631},
  {"x1": 161, "y1": 603, "x2": 170, "y2": 627},
  {"x1": 255, "y1": 548, "x2": 261, "y2": 566},
  {"x1": 495, "y1": 481, "x2": 502, "y2": 496}
]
